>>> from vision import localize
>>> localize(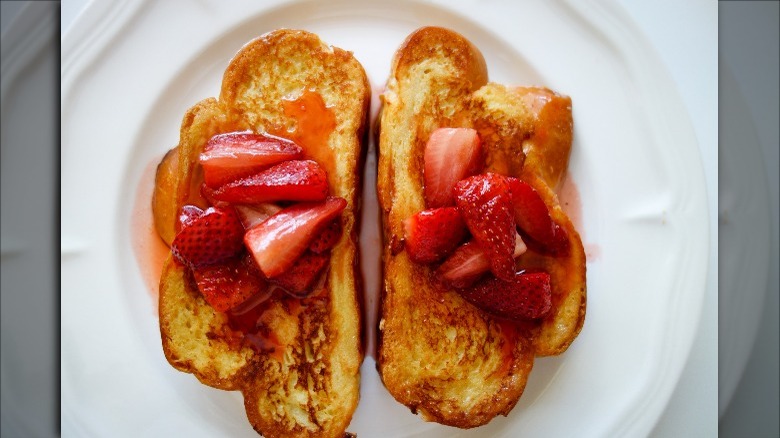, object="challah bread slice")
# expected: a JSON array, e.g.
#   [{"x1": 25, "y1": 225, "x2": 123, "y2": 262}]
[
  {"x1": 376, "y1": 26, "x2": 585, "y2": 428},
  {"x1": 157, "y1": 29, "x2": 369, "y2": 437}
]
